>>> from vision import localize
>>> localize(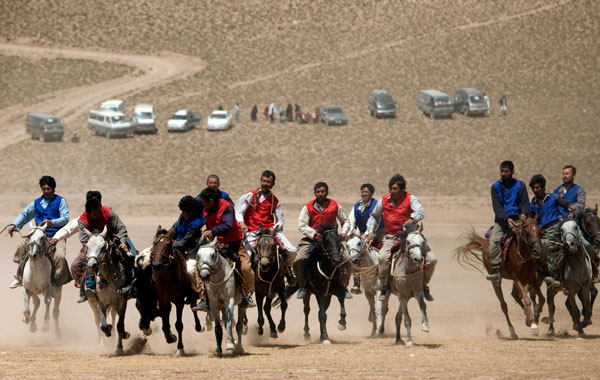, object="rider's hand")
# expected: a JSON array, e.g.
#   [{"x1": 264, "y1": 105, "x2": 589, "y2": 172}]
[
  {"x1": 405, "y1": 218, "x2": 415, "y2": 225},
  {"x1": 340, "y1": 232, "x2": 348, "y2": 240},
  {"x1": 50, "y1": 238, "x2": 59, "y2": 246},
  {"x1": 202, "y1": 229, "x2": 214, "y2": 241},
  {"x1": 507, "y1": 218, "x2": 516, "y2": 228},
  {"x1": 41, "y1": 219, "x2": 53, "y2": 227},
  {"x1": 365, "y1": 233, "x2": 374, "y2": 244},
  {"x1": 568, "y1": 204, "x2": 576, "y2": 213},
  {"x1": 119, "y1": 241, "x2": 128, "y2": 252},
  {"x1": 7, "y1": 225, "x2": 15, "y2": 237}
]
